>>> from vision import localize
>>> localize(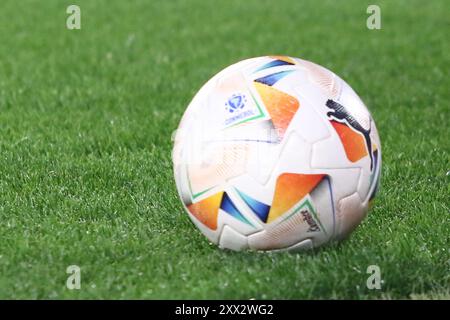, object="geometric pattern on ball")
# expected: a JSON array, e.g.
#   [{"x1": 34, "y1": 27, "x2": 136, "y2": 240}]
[{"x1": 173, "y1": 55, "x2": 382, "y2": 251}]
